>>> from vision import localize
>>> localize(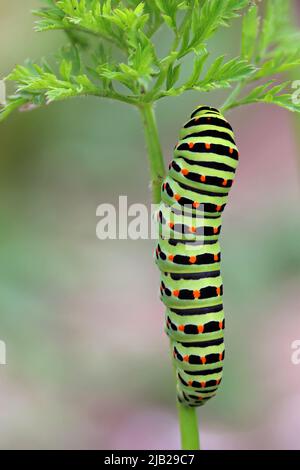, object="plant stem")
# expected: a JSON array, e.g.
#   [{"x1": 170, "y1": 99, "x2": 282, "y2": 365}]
[
  {"x1": 177, "y1": 402, "x2": 200, "y2": 450},
  {"x1": 221, "y1": 81, "x2": 244, "y2": 113},
  {"x1": 139, "y1": 103, "x2": 166, "y2": 203},
  {"x1": 140, "y1": 102, "x2": 200, "y2": 450}
]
